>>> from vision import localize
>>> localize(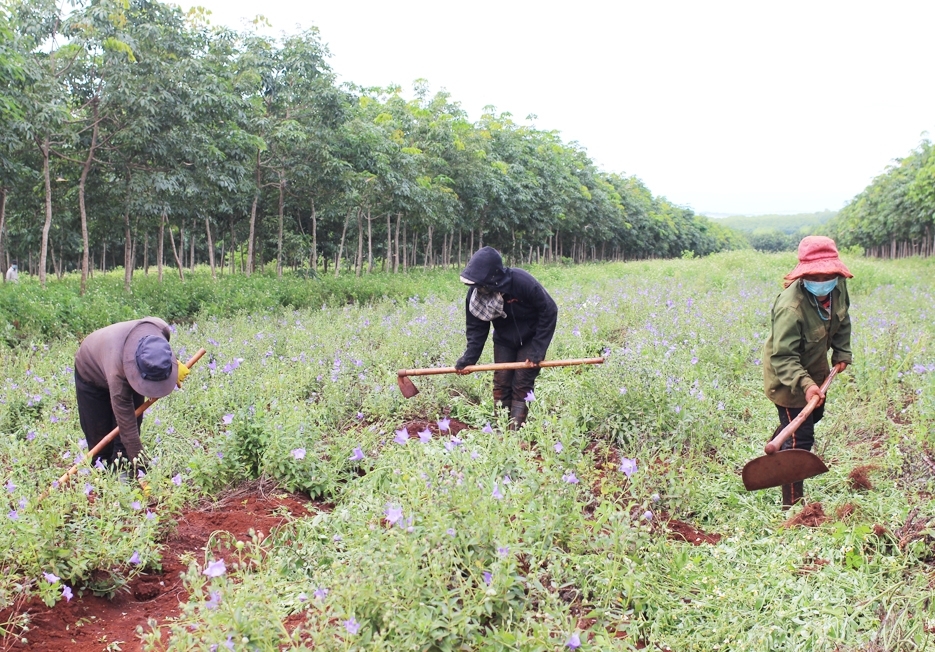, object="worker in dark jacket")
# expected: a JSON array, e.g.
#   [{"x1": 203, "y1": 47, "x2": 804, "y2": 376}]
[
  {"x1": 74, "y1": 317, "x2": 189, "y2": 471},
  {"x1": 454, "y1": 247, "x2": 558, "y2": 429},
  {"x1": 763, "y1": 236, "x2": 852, "y2": 508}
]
